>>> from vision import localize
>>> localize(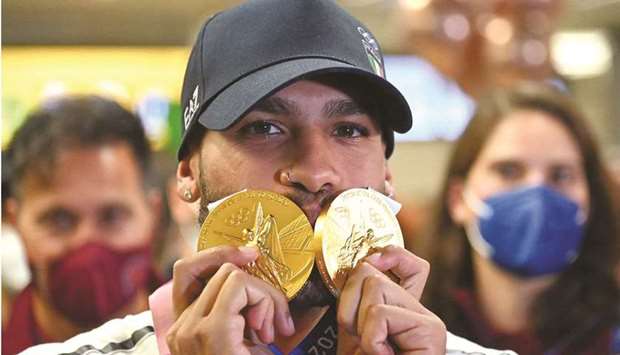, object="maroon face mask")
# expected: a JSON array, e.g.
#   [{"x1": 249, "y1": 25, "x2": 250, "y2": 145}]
[{"x1": 48, "y1": 242, "x2": 152, "y2": 326}]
